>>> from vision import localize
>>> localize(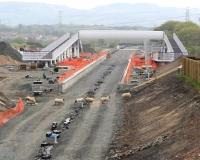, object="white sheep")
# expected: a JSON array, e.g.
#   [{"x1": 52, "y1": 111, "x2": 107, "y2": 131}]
[
  {"x1": 25, "y1": 96, "x2": 36, "y2": 105},
  {"x1": 74, "y1": 98, "x2": 86, "y2": 104},
  {"x1": 54, "y1": 98, "x2": 64, "y2": 105},
  {"x1": 121, "y1": 92, "x2": 132, "y2": 99},
  {"x1": 100, "y1": 96, "x2": 110, "y2": 104},
  {"x1": 84, "y1": 97, "x2": 95, "y2": 103}
]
